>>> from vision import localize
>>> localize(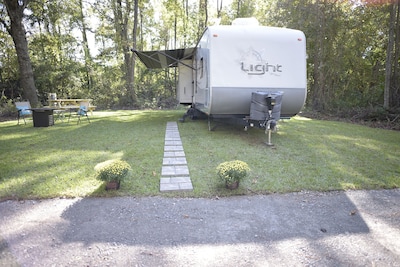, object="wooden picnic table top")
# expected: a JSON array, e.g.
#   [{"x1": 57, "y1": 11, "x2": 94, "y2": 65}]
[
  {"x1": 48, "y1": 99, "x2": 93, "y2": 104},
  {"x1": 47, "y1": 99, "x2": 96, "y2": 110}
]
